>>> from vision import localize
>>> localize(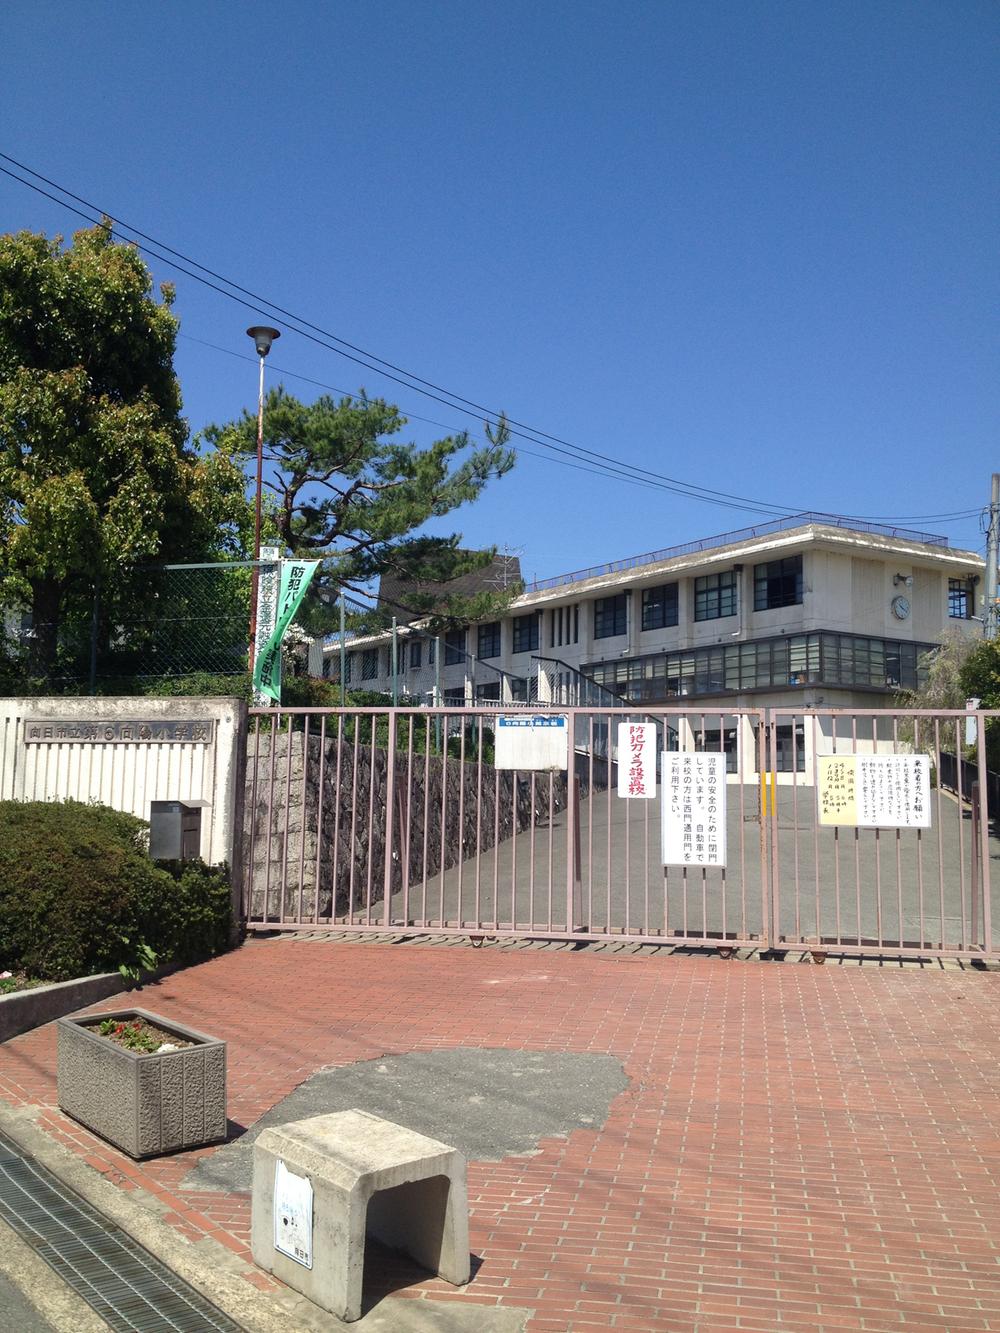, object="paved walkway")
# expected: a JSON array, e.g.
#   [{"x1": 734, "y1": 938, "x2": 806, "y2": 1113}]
[{"x1": 1, "y1": 940, "x2": 1000, "y2": 1331}]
